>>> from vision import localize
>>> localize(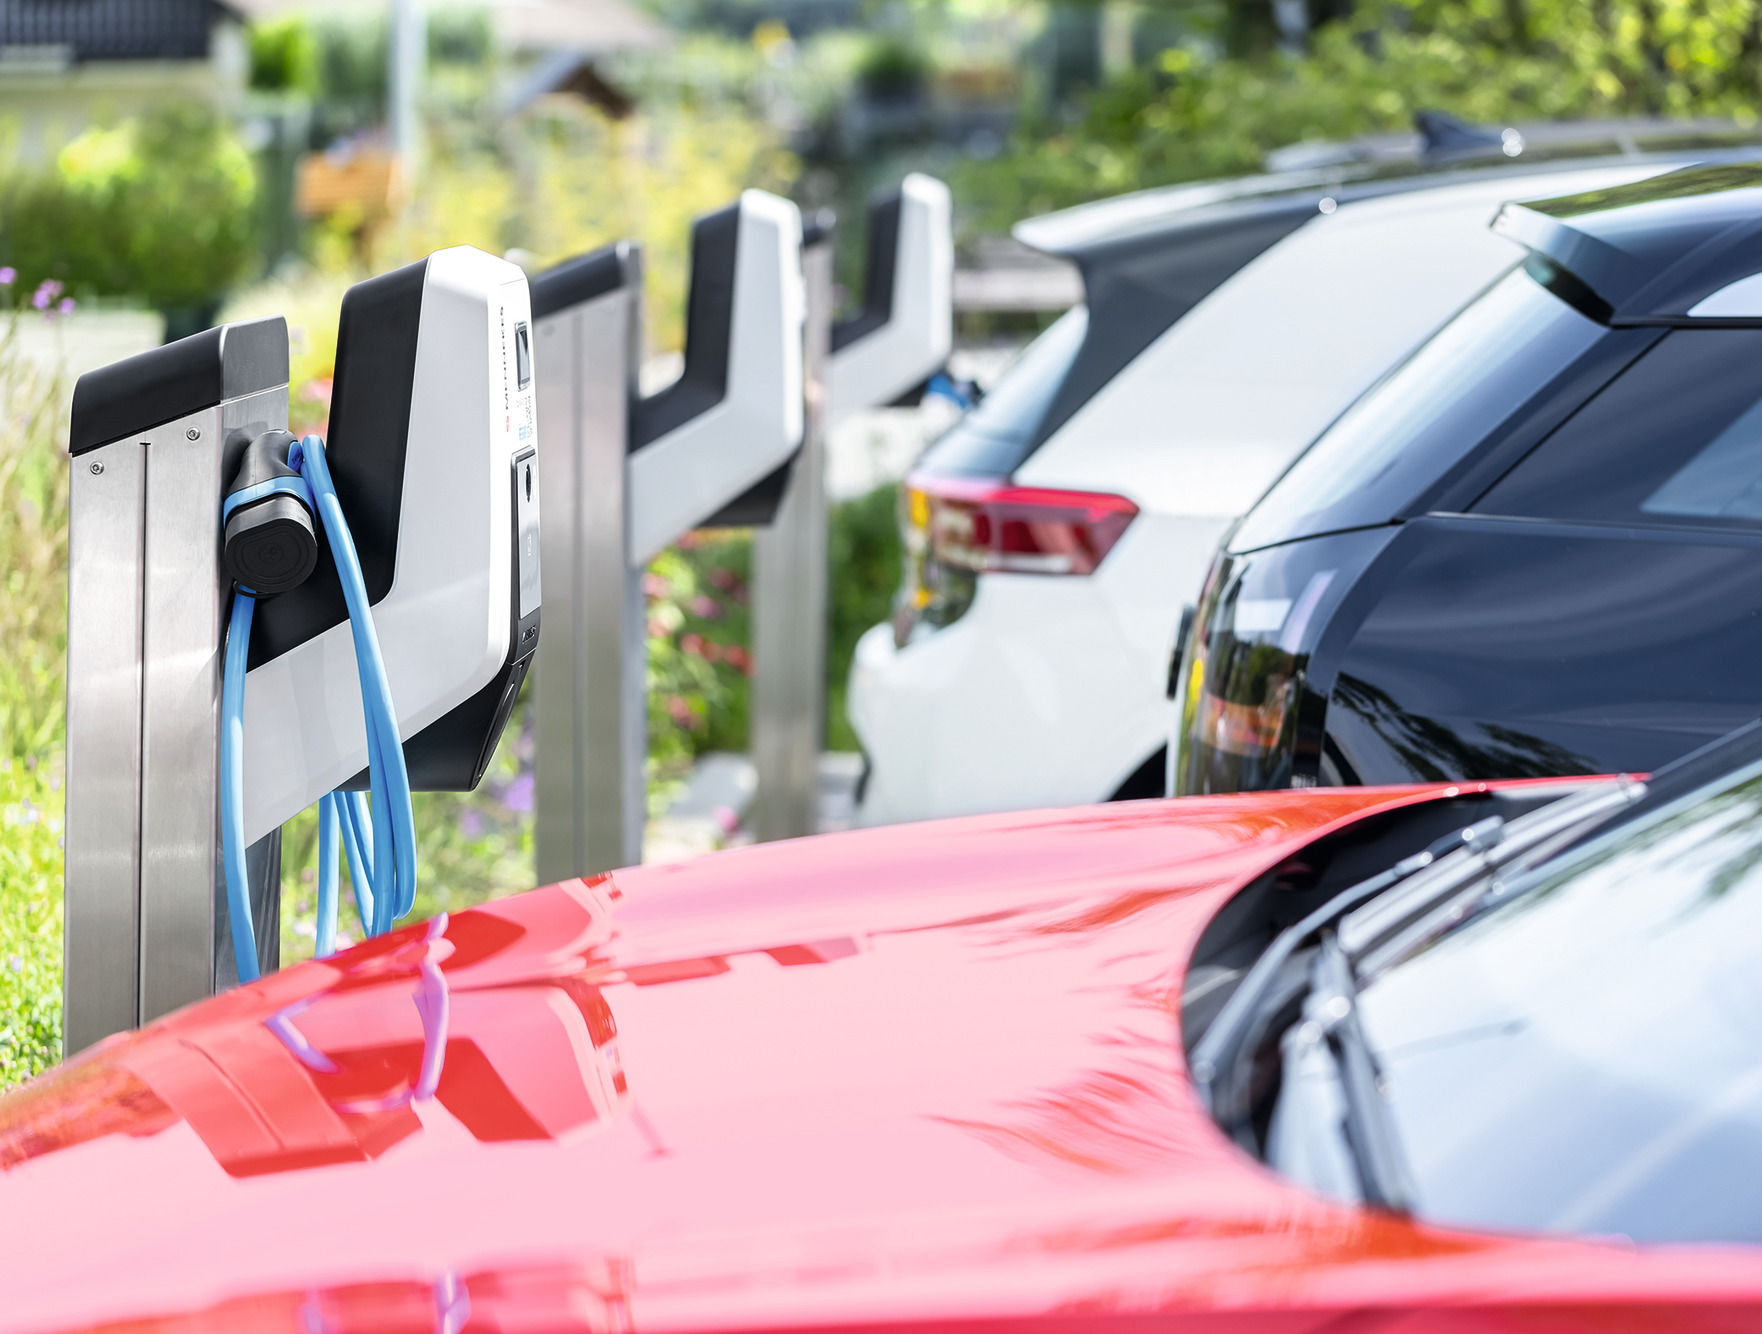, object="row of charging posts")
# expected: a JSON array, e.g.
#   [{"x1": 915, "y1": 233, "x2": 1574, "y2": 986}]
[
  {"x1": 528, "y1": 175, "x2": 952, "y2": 879},
  {"x1": 57, "y1": 177, "x2": 951, "y2": 1053}
]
